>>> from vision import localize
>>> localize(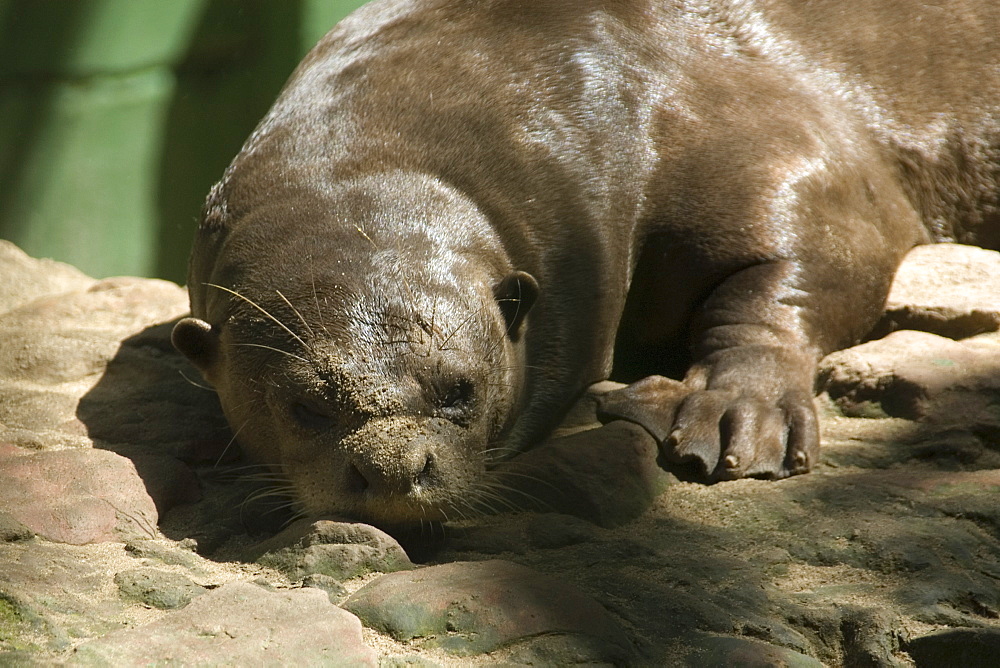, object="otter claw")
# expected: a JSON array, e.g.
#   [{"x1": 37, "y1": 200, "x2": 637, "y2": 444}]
[
  {"x1": 791, "y1": 450, "x2": 809, "y2": 470},
  {"x1": 723, "y1": 454, "x2": 740, "y2": 471}
]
